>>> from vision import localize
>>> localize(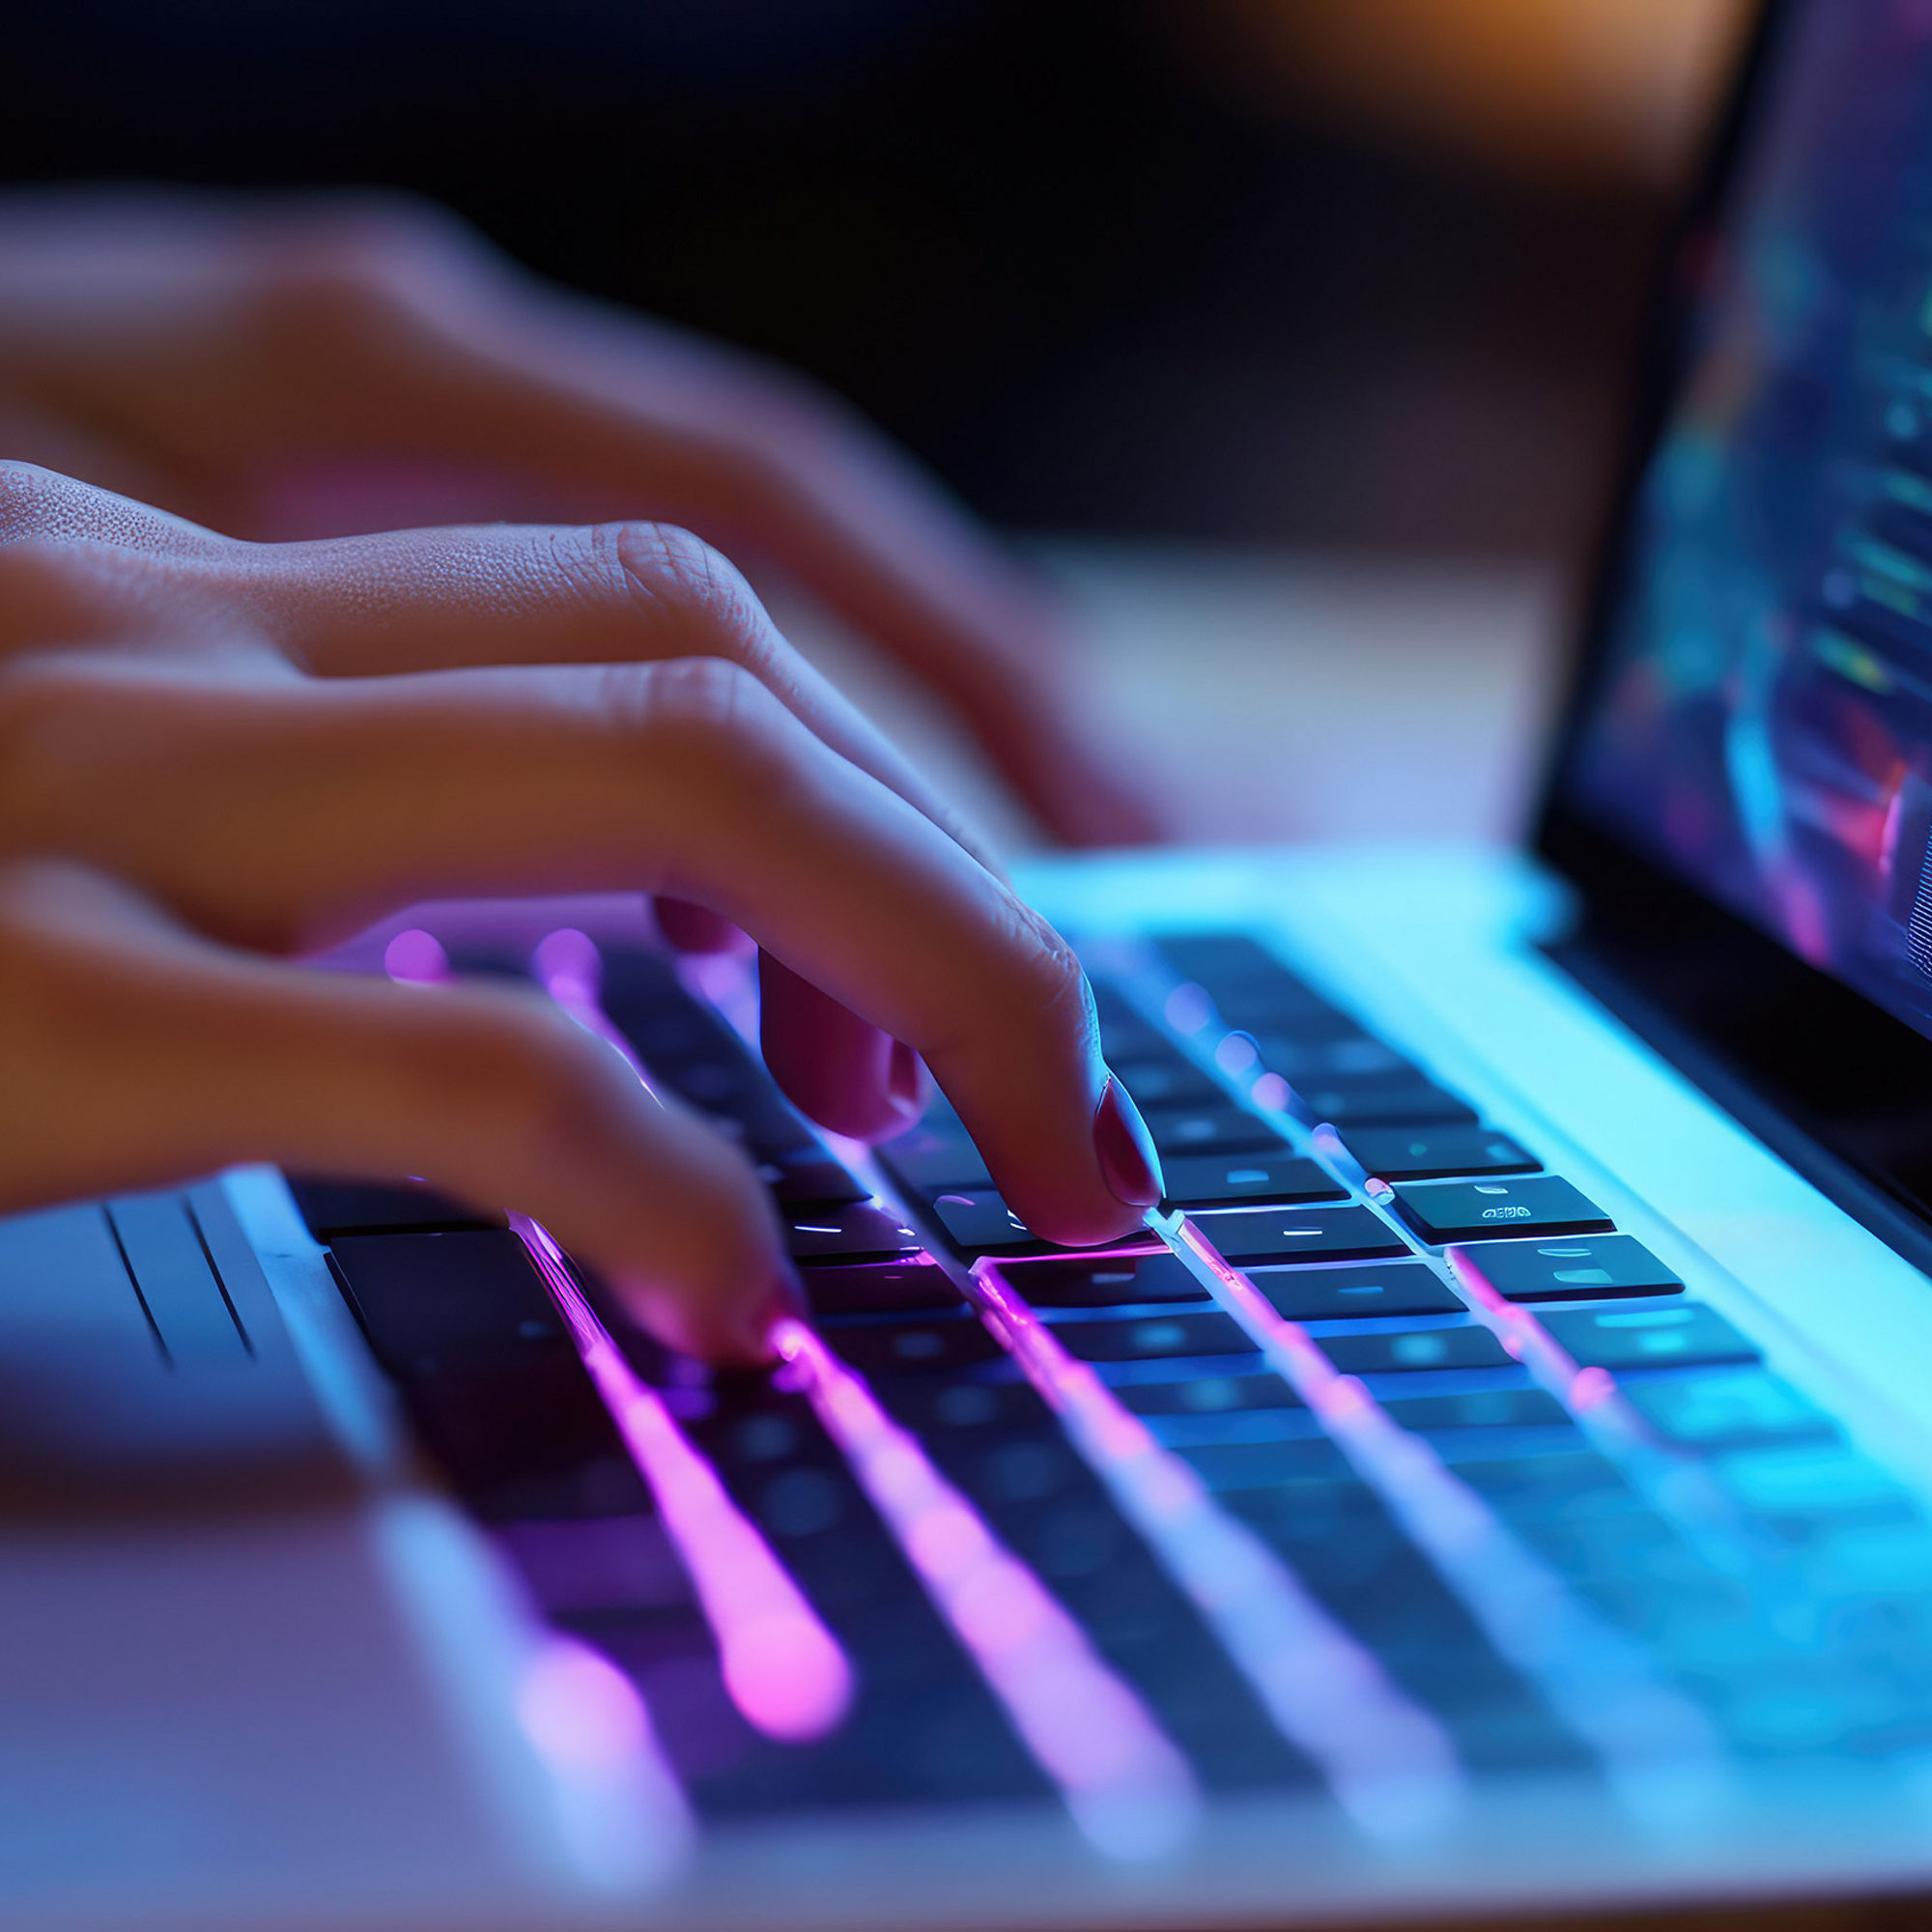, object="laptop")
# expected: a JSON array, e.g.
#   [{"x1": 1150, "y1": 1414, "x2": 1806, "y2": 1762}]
[{"x1": 15, "y1": 2, "x2": 1932, "y2": 1924}]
